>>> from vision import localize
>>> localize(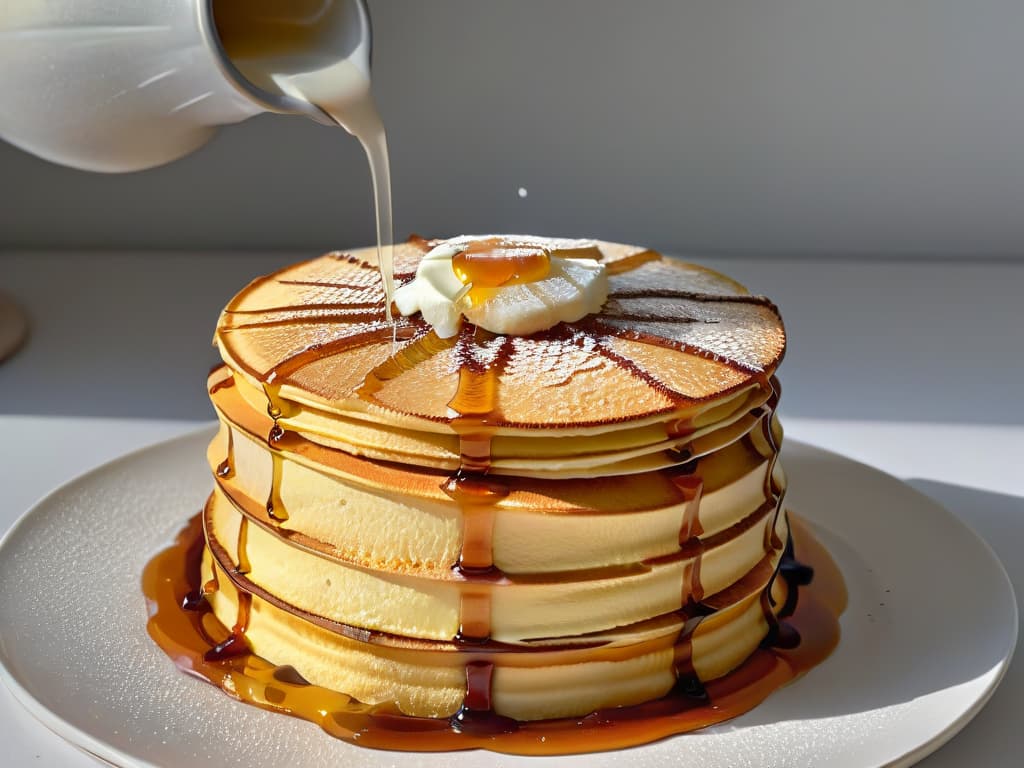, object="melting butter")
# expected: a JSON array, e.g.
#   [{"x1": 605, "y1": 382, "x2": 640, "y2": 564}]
[{"x1": 395, "y1": 236, "x2": 608, "y2": 338}]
